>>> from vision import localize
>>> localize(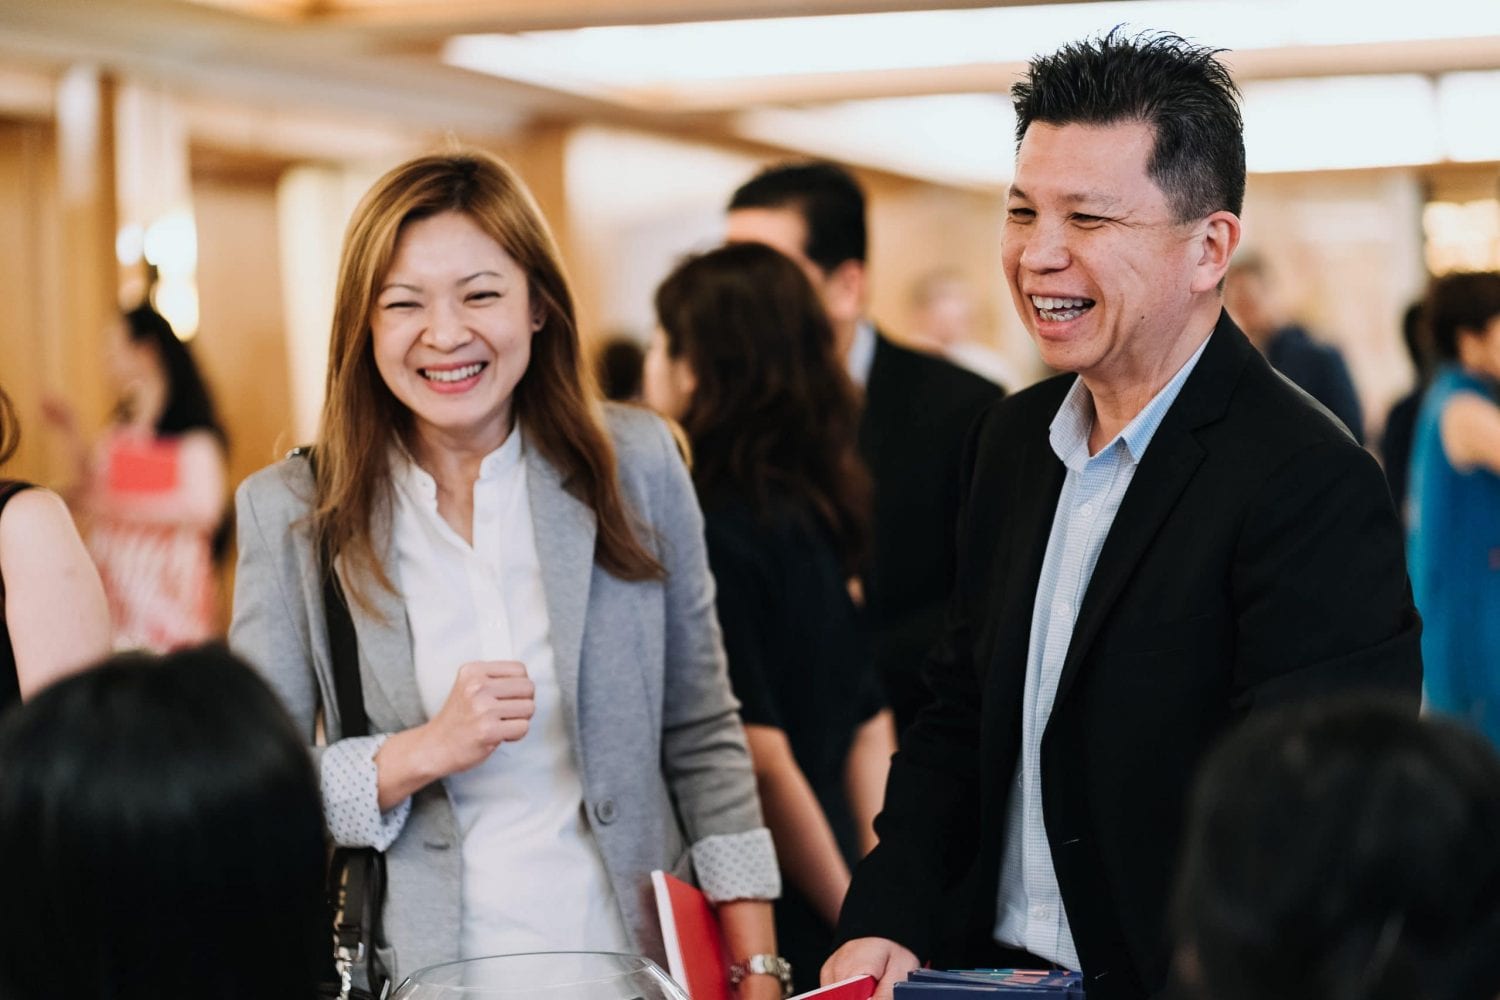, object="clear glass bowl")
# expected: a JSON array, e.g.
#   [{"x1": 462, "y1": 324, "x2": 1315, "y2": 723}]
[{"x1": 390, "y1": 951, "x2": 690, "y2": 1000}]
